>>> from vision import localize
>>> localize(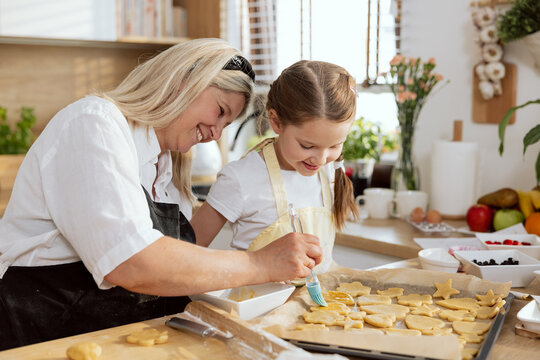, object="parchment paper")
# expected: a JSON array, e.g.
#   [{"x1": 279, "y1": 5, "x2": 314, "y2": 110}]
[{"x1": 248, "y1": 266, "x2": 512, "y2": 360}]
